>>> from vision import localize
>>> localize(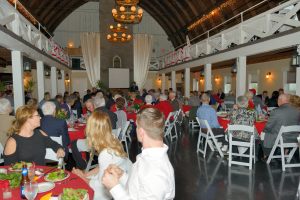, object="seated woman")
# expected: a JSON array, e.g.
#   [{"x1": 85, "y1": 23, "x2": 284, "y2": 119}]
[
  {"x1": 290, "y1": 95, "x2": 300, "y2": 125},
  {"x1": 227, "y1": 96, "x2": 260, "y2": 156},
  {"x1": 72, "y1": 111, "x2": 132, "y2": 200},
  {"x1": 27, "y1": 98, "x2": 44, "y2": 118},
  {"x1": 130, "y1": 92, "x2": 140, "y2": 105},
  {"x1": 0, "y1": 98, "x2": 15, "y2": 147},
  {"x1": 267, "y1": 91, "x2": 279, "y2": 107},
  {"x1": 114, "y1": 97, "x2": 127, "y2": 130},
  {"x1": 4, "y1": 105, "x2": 65, "y2": 166},
  {"x1": 140, "y1": 95, "x2": 155, "y2": 109},
  {"x1": 39, "y1": 92, "x2": 50, "y2": 109}
]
